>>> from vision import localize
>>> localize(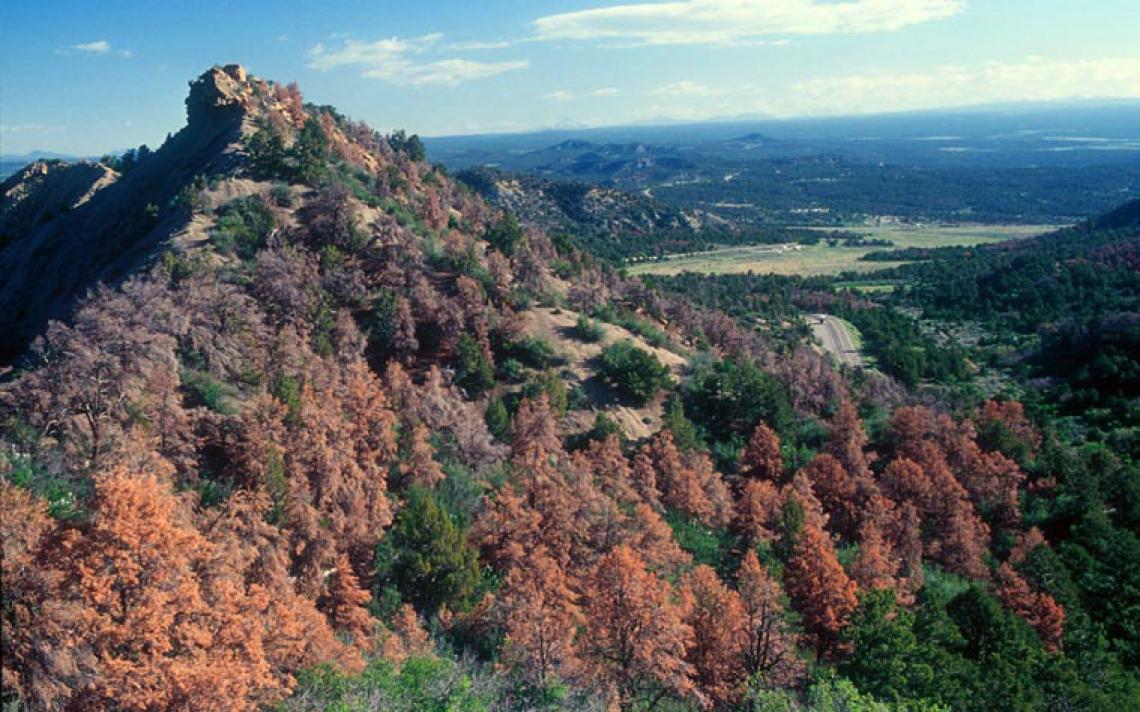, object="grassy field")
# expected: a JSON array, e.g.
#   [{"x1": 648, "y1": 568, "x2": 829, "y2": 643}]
[{"x1": 628, "y1": 223, "x2": 1055, "y2": 277}]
